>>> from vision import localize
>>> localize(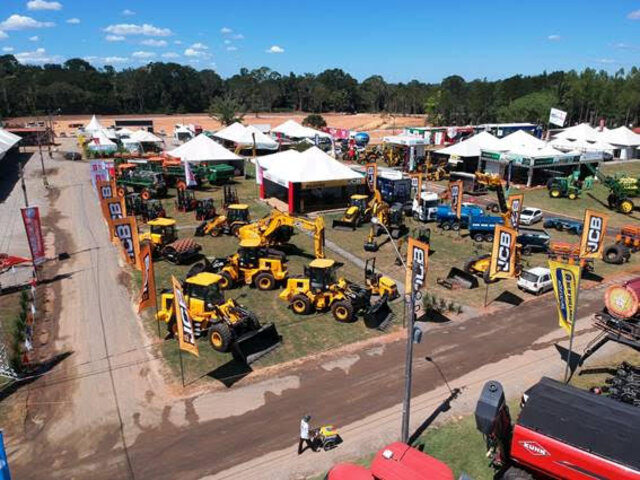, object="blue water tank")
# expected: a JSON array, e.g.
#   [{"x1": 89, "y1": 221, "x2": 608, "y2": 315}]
[{"x1": 354, "y1": 132, "x2": 370, "y2": 146}]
